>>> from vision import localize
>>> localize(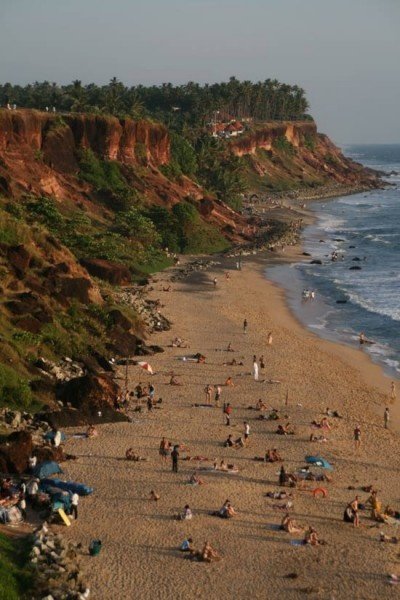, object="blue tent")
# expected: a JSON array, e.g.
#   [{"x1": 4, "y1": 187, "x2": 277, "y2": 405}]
[
  {"x1": 32, "y1": 461, "x2": 63, "y2": 479},
  {"x1": 305, "y1": 455, "x2": 333, "y2": 470},
  {"x1": 41, "y1": 478, "x2": 93, "y2": 496},
  {"x1": 44, "y1": 430, "x2": 66, "y2": 442}
]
